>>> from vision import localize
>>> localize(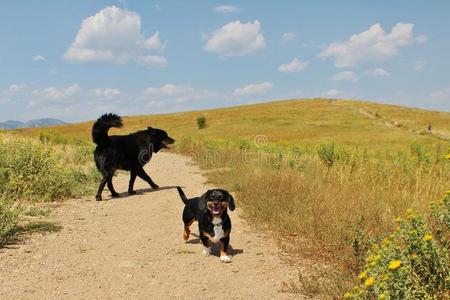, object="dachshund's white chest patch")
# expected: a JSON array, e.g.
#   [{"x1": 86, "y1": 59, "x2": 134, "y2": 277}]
[{"x1": 210, "y1": 217, "x2": 224, "y2": 243}]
